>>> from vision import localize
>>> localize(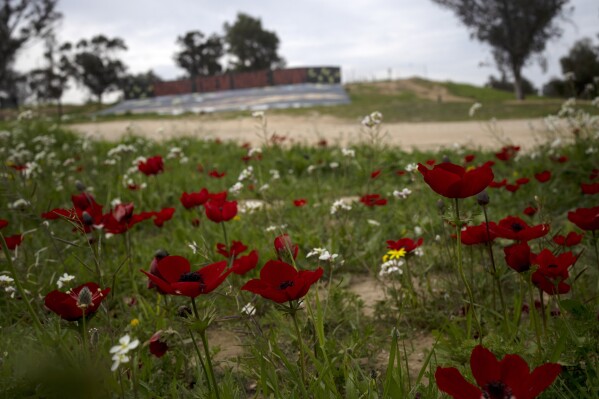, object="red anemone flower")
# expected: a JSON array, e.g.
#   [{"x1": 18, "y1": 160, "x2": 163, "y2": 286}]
[
  {"x1": 435, "y1": 344, "x2": 561, "y2": 399},
  {"x1": 523, "y1": 207, "x2": 537, "y2": 217},
  {"x1": 231, "y1": 250, "x2": 259, "y2": 275},
  {"x1": 417, "y1": 162, "x2": 493, "y2": 199},
  {"x1": 386, "y1": 237, "x2": 423, "y2": 253},
  {"x1": 505, "y1": 183, "x2": 520, "y2": 193},
  {"x1": 204, "y1": 196, "x2": 237, "y2": 223},
  {"x1": 359, "y1": 193, "x2": 387, "y2": 206},
  {"x1": 216, "y1": 240, "x2": 248, "y2": 258},
  {"x1": 534, "y1": 171, "x2": 551, "y2": 183},
  {"x1": 4, "y1": 234, "x2": 23, "y2": 250},
  {"x1": 102, "y1": 203, "x2": 152, "y2": 234},
  {"x1": 147, "y1": 249, "x2": 170, "y2": 292},
  {"x1": 495, "y1": 216, "x2": 549, "y2": 241},
  {"x1": 0, "y1": 219, "x2": 8, "y2": 229},
  {"x1": 208, "y1": 169, "x2": 226, "y2": 178},
  {"x1": 567, "y1": 206, "x2": 599, "y2": 231},
  {"x1": 531, "y1": 249, "x2": 576, "y2": 295},
  {"x1": 180, "y1": 189, "x2": 209, "y2": 209},
  {"x1": 138, "y1": 156, "x2": 164, "y2": 176},
  {"x1": 494, "y1": 145, "x2": 520, "y2": 161},
  {"x1": 293, "y1": 199, "x2": 307, "y2": 207},
  {"x1": 552, "y1": 232, "x2": 584, "y2": 247},
  {"x1": 274, "y1": 234, "x2": 298, "y2": 261},
  {"x1": 464, "y1": 154, "x2": 475, "y2": 163},
  {"x1": 44, "y1": 282, "x2": 110, "y2": 321},
  {"x1": 149, "y1": 331, "x2": 169, "y2": 358},
  {"x1": 516, "y1": 177, "x2": 530, "y2": 185},
  {"x1": 152, "y1": 207, "x2": 175, "y2": 227},
  {"x1": 460, "y1": 223, "x2": 497, "y2": 245},
  {"x1": 581, "y1": 182, "x2": 599, "y2": 195},
  {"x1": 489, "y1": 178, "x2": 507, "y2": 189},
  {"x1": 42, "y1": 192, "x2": 104, "y2": 232},
  {"x1": 370, "y1": 169, "x2": 382, "y2": 179},
  {"x1": 241, "y1": 260, "x2": 323, "y2": 303},
  {"x1": 140, "y1": 256, "x2": 231, "y2": 298},
  {"x1": 504, "y1": 242, "x2": 534, "y2": 273}
]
